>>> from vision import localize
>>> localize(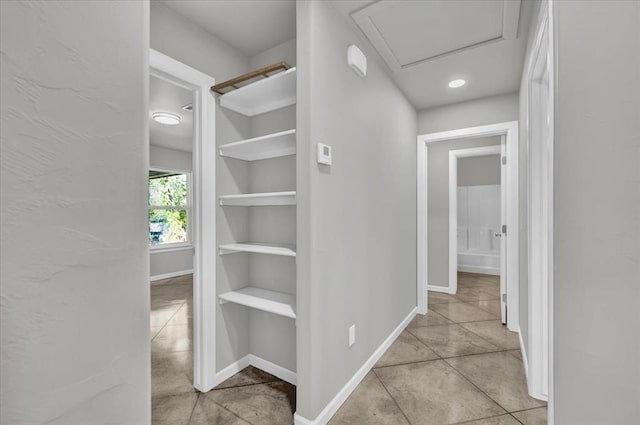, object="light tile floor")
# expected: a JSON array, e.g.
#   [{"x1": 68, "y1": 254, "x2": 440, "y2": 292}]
[{"x1": 151, "y1": 273, "x2": 546, "y2": 425}]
